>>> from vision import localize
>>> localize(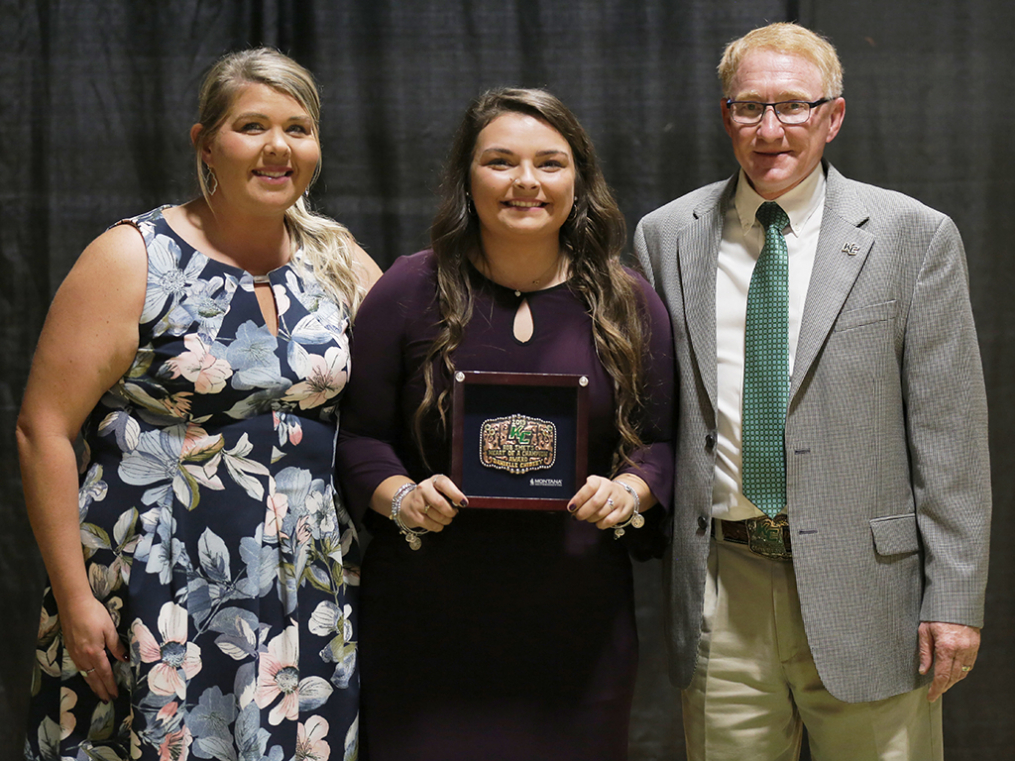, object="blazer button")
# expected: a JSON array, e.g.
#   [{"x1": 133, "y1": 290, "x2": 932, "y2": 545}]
[
  {"x1": 697, "y1": 515, "x2": 708, "y2": 531},
  {"x1": 705, "y1": 433, "x2": 716, "y2": 450}
]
